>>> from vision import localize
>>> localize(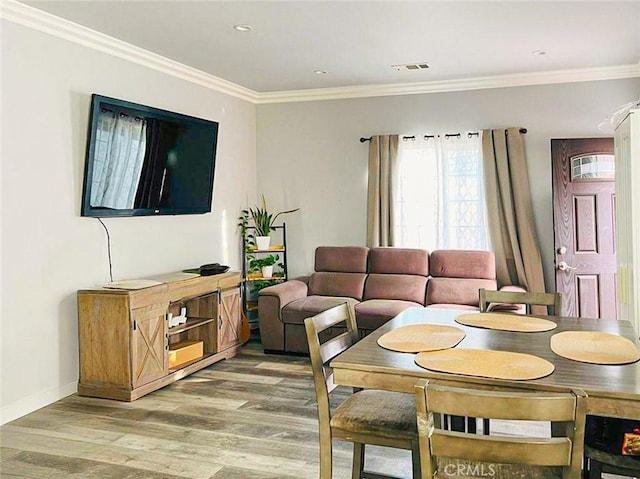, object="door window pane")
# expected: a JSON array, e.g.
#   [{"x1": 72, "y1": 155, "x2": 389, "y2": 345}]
[{"x1": 572, "y1": 155, "x2": 615, "y2": 180}]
